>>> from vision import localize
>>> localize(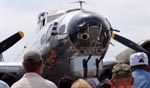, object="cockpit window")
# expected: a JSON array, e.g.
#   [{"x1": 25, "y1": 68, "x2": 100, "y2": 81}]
[
  {"x1": 54, "y1": 22, "x2": 58, "y2": 26},
  {"x1": 59, "y1": 24, "x2": 65, "y2": 34}
]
